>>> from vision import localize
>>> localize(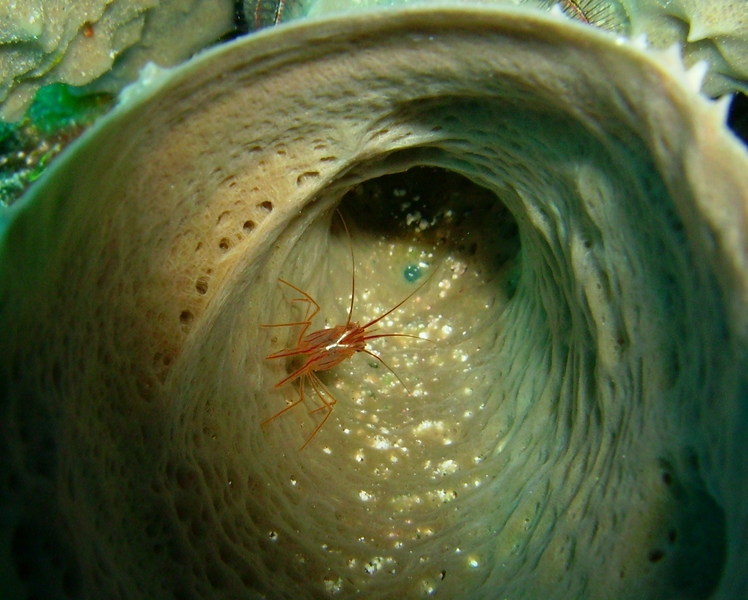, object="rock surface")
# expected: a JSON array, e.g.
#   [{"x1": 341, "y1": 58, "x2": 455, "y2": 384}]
[{"x1": 0, "y1": 0, "x2": 235, "y2": 121}]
